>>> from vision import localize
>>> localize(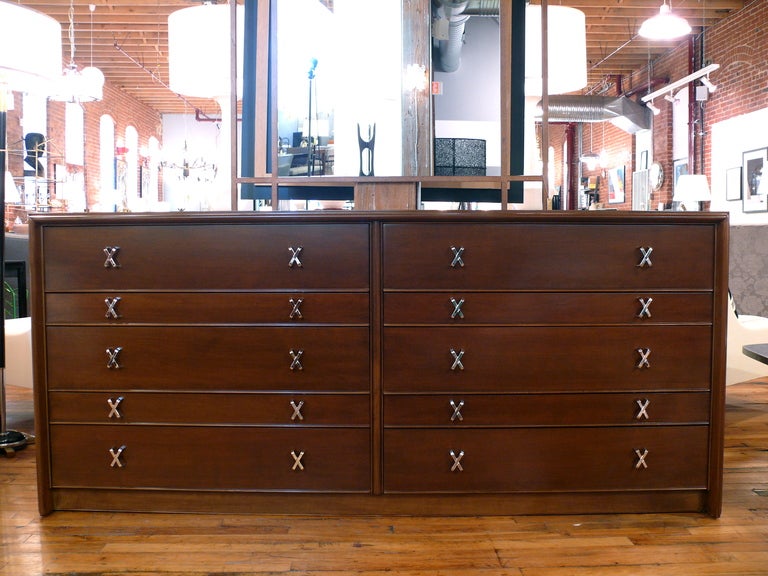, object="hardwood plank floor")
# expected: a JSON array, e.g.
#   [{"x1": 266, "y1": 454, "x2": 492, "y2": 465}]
[{"x1": 2, "y1": 380, "x2": 767, "y2": 576}]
